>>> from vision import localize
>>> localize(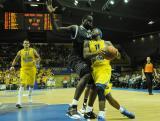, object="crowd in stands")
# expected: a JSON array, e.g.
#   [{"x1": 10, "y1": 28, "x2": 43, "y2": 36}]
[
  {"x1": 111, "y1": 71, "x2": 160, "y2": 90},
  {"x1": 0, "y1": 43, "x2": 130, "y2": 68},
  {"x1": 0, "y1": 43, "x2": 160, "y2": 90},
  {"x1": 0, "y1": 67, "x2": 80, "y2": 90},
  {"x1": 0, "y1": 68, "x2": 56, "y2": 90},
  {"x1": 0, "y1": 68, "x2": 160, "y2": 90},
  {"x1": 0, "y1": 43, "x2": 72, "y2": 68}
]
